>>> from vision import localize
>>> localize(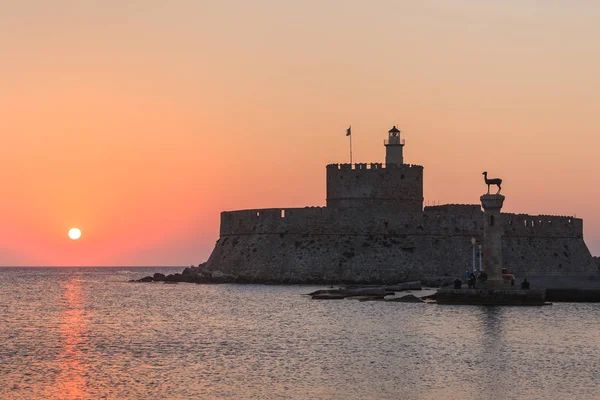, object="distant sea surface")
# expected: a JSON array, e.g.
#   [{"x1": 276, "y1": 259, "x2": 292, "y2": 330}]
[{"x1": 0, "y1": 267, "x2": 598, "y2": 400}]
